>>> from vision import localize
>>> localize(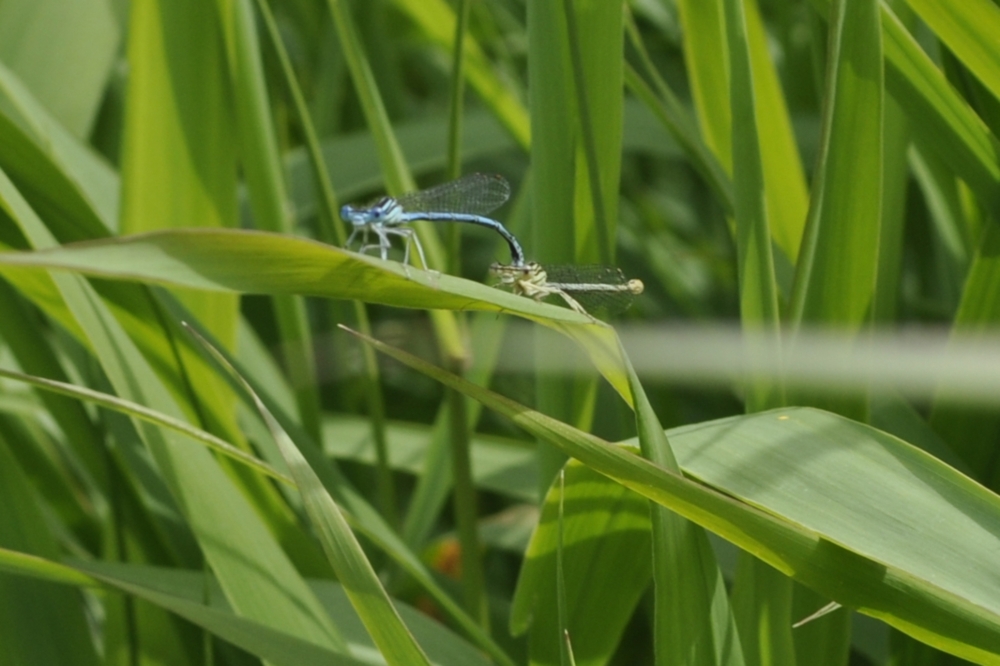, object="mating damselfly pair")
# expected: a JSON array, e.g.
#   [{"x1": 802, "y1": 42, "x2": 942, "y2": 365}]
[{"x1": 340, "y1": 173, "x2": 643, "y2": 317}]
